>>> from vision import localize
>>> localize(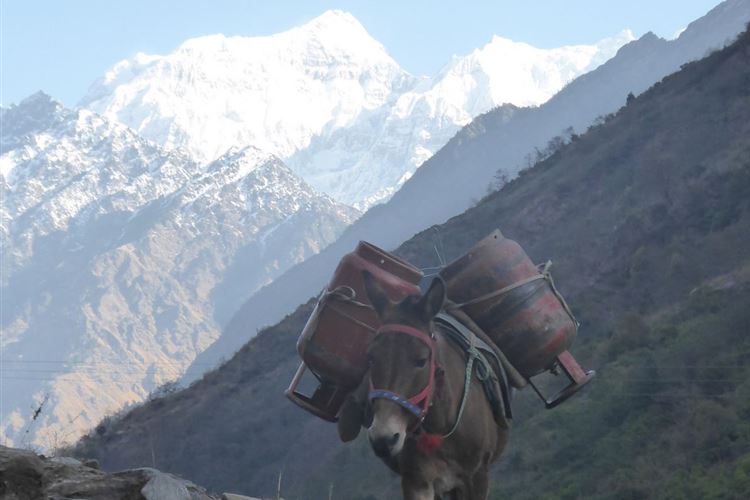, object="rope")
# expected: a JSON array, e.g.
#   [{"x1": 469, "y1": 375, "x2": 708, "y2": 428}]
[
  {"x1": 326, "y1": 304, "x2": 377, "y2": 333},
  {"x1": 445, "y1": 274, "x2": 546, "y2": 309},
  {"x1": 321, "y1": 285, "x2": 373, "y2": 309},
  {"x1": 540, "y1": 261, "x2": 580, "y2": 328},
  {"x1": 432, "y1": 227, "x2": 446, "y2": 266},
  {"x1": 442, "y1": 343, "x2": 479, "y2": 438},
  {"x1": 443, "y1": 305, "x2": 526, "y2": 391},
  {"x1": 435, "y1": 311, "x2": 513, "y2": 424},
  {"x1": 445, "y1": 260, "x2": 579, "y2": 328},
  {"x1": 318, "y1": 286, "x2": 377, "y2": 333}
]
